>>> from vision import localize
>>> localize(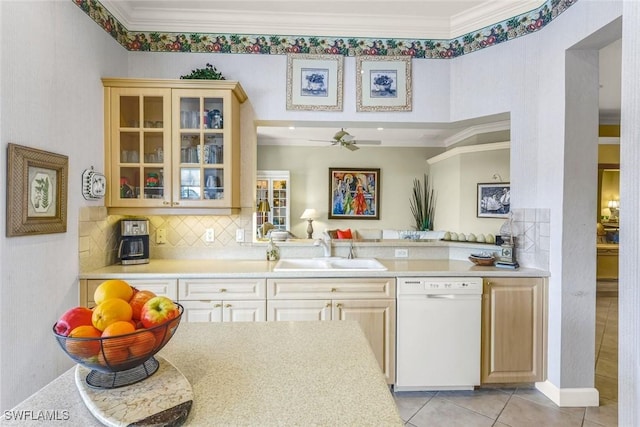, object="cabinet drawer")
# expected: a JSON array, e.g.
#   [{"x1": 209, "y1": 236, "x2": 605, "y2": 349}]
[
  {"x1": 83, "y1": 279, "x2": 178, "y2": 307},
  {"x1": 267, "y1": 278, "x2": 395, "y2": 299},
  {"x1": 179, "y1": 278, "x2": 266, "y2": 300}
]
